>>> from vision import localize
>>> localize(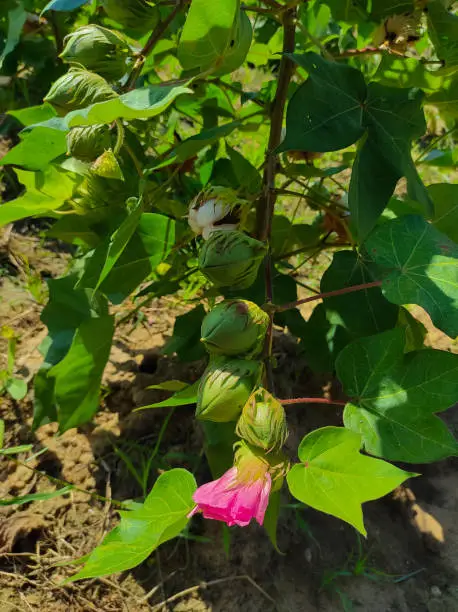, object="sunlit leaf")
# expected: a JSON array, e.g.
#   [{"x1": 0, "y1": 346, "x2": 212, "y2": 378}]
[
  {"x1": 68, "y1": 469, "x2": 196, "y2": 580},
  {"x1": 287, "y1": 426, "x2": 414, "y2": 535}
]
